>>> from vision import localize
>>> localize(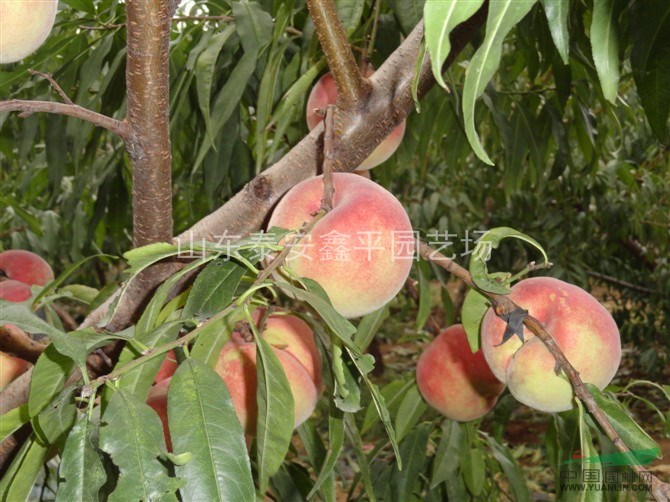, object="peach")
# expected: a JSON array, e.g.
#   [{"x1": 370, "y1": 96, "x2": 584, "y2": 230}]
[
  {"x1": 0, "y1": 280, "x2": 32, "y2": 390},
  {"x1": 146, "y1": 378, "x2": 171, "y2": 451},
  {"x1": 416, "y1": 324, "x2": 505, "y2": 421},
  {"x1": 306, "y1": 71, "x2": 406, "y2": 170},
  {"x1": 0, "y1": 279, "x2": 32, "y2": 302},
  {"x1": 155, "y1": 350, "x2": 178, "y2": 383},
  {"x1": 481, "y1": 277, "x2": 621, "y2": 412},
  {"x1": 0, "y1": 0, "x2": 58, "y2": 64},
  {"x1": 0, "y1": 250, "x2": 54, "y2": 286},
  {"x1": 267, "y1": 173, "x2": 414, "y2": 318},
  {"x1": 214, "y1": 308, "x2": 321, "y2": 435}
]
